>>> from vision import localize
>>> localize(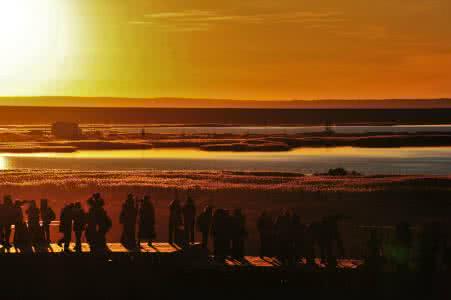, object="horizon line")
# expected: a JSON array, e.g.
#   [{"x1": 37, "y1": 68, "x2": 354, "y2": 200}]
[
  {"x1": 0, "y1": 96, "x2": 451, "y2": 109},
  {"x1": 0, "y1": 96, "x2": 451, "y2": 101}
]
